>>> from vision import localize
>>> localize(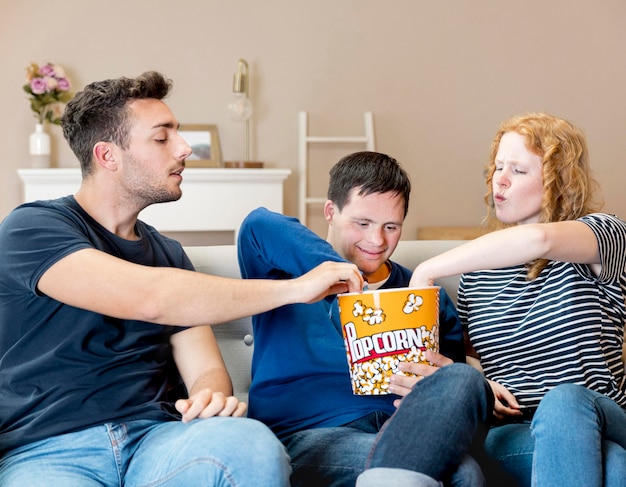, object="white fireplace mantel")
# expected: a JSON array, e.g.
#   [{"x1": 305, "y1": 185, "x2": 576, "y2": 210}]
[{"x1": 18, "y1": 168, "x2": 291, "y2": 236}]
